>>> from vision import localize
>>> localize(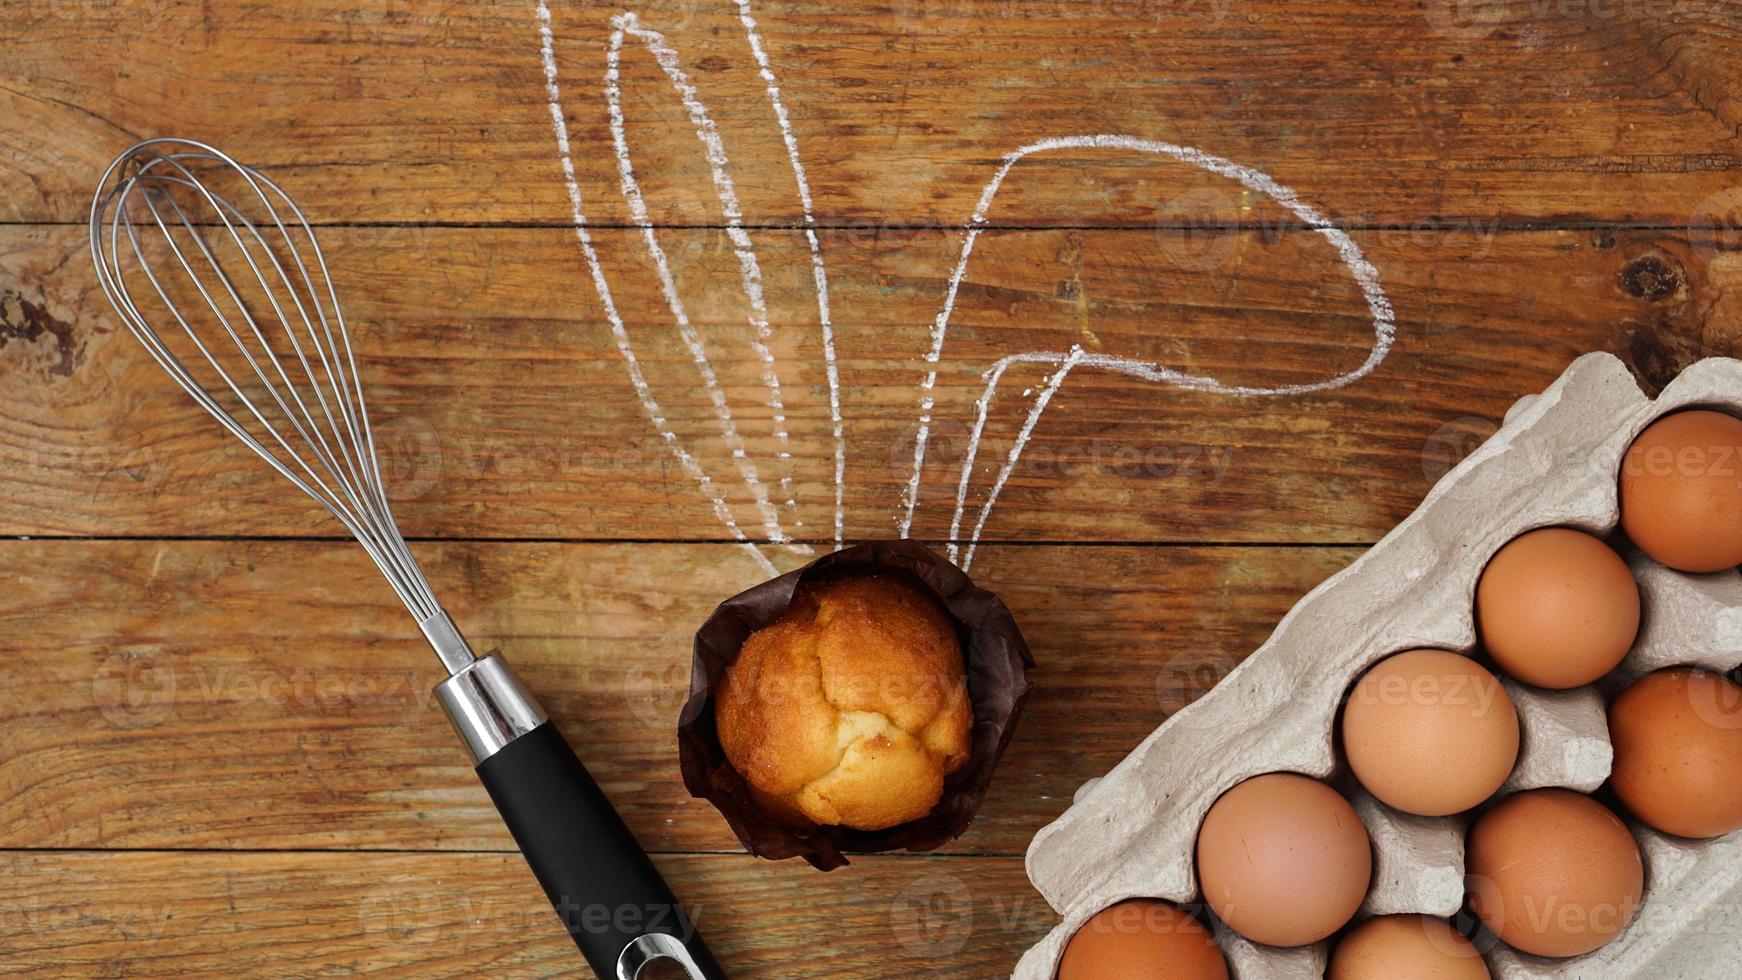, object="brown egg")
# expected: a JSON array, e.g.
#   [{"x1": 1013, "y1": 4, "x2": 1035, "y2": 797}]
[
  {"x1": 1620, "y1": 409, "x2": 1742, "y2": 573},
  {"x1": 1057, "y1": 900, "x2": 1229, "y2": 980},
  {"x1": 1609, "y1": 668, "x2": 1742, "y2": 839},
  {"x1": 1466, "y1": 789, "x2": 1643, "y2": 958},
  {"x1": 1330, "y1": 914, "x2": 1491, "y2": 980},
  {"x1": 1195, "y1": 773, "x2": 1372, "y2": 947},
  {"x1": 1474, "y1": 528, "x2": 1640, "y2": 689},
  {"x1": 1343, "y1": 650, "x2": 1520, "y2": 816}
]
